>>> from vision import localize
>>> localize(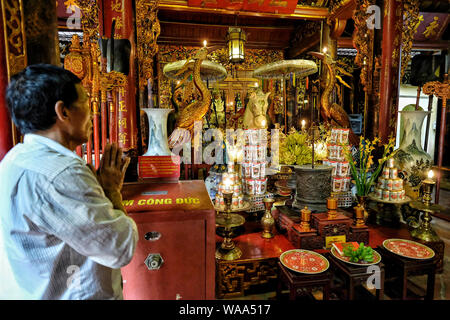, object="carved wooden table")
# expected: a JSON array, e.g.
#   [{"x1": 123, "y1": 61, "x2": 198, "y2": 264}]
[
  {"x1": 215, "y1": 229, "x2": 295, "y2": 299},
  {"x1": 276, "y1": 262, "x2": 331, "y2": 300},
  {"x1": 377, "y1": 246, "x2": 437, "y2": 300},
  {"x1": 327, "y1": 252, "x2": 385, "y2": 300}
]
